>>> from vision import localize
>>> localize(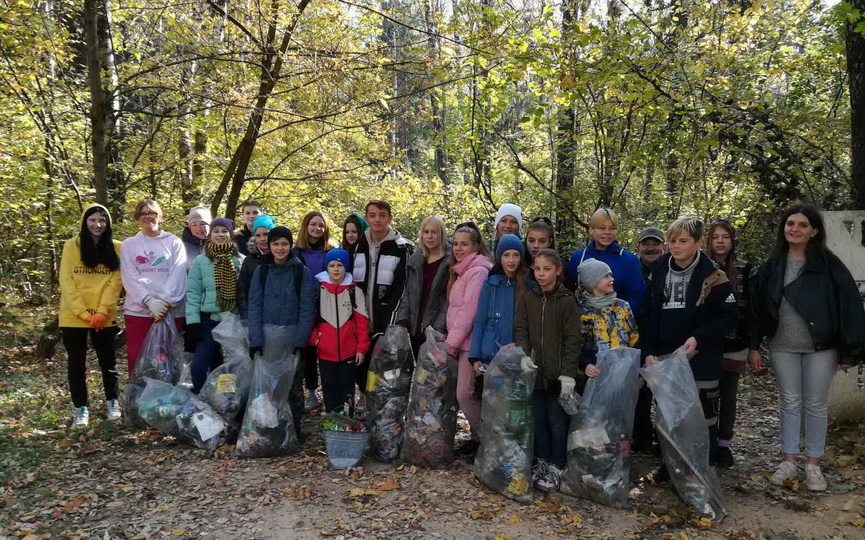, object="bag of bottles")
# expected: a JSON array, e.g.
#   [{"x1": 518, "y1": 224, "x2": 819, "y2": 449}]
[
  {"x1": 560, "y1": 347, "x2": 641, "y2": 508},
  {"x1": 130, "y1": 313, "x2": 184, "y2": 385},
  {"x1": 639, "y1": 349, "x2": 727, "y2": 520},
  {"x1": 473, "y1": 346, "x2": 537, "y2": 503},
  {"x1": 122, "y1": 382, "x2": 148, "y2": 429},
  {"x1": 236, "y1": 325, "x2": 300, "y2": 457},
  {"x1": 365, "y1": 325, "x2": 414, "y2": 462},
  {"x1": 137, "y1": 378, "x2": 227, "y2": 451},
  {"x1": 200, "y1": 313, "x2": 253, "y2": 424},
  {"x1": 402, "y1": 327, "x2": 459, "y2": 468}
]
